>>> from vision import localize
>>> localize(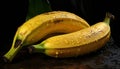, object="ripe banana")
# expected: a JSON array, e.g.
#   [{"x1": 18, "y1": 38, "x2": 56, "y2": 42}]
[
  {"x1": 28, "y1": 12, "x2": 112, "y2": 58},
  {"x1": 3, "y1": 11, "x2": 90, "y2": 62}
]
